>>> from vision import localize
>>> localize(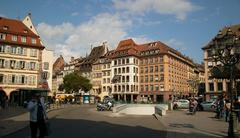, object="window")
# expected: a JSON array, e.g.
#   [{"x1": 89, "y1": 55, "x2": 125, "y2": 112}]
[
  {"x1": 43, "y1": 62, "x2": 49, "y2": 70},
  {"x1": 122, "y1": 59, "x2": 125, "y2": 64},
  {"x1": 30, "y1": 62, "x2": 36, "y2": 70},
  {"x1": 145, "y1": 85, "x2": 148, "y2": 91},
  {"x1": 159, "y1": 56, "x2": 163, "y2": 62},
  {"x1": 10, "y1": 60, "x2": 16, "y2": 69},
  {"x1": 160, "y1": 74, "x2": 164, "y2": 81},
  {"x1": 118, "y1": 59, "x2": 121, "y2": 65},
  {"x1": 126, "y1": 85, "x2": 129, "y2": 92},
  {"x1": 155, "y1": 57, "x2": 158, "y2": 63},
  {"x1": 122, "y1": 76, "x2": 125, "y2": 82},
  {"x1": 155, "y1": 85, "x2": 159, "y2": 91},
  {"x1": 114, "y1": 60, "x2": 117, "y2": 65},
  {"x1": 209, "y1": 83, "x2": 214, "y2": 91},
  {"x1": 21, "y1": 37, "x2": 26, "y2": 43},
  {"x1": 150, "y1": 85, "x2": 154, "y2": 91},
  {"x1": 114, "y1": 68, "x2": 117, "y2": 74},
  {"x1": 145, "y1": 75, "x2": 148, "y2": 82},
  {"x1": 155, "y1": 66, "x2": 158, "y2": 72},
  {"x1": 126, "y1": 67, "x2": 129, "y2": 73},
  {"x1": 0, "y1": 45, "x2": 5, "y2": 53},
  {"x1": 12, "y1": 35, "x2": 17, "y2": 41},
  {"x1": 0, "y1": 59, "x2": 4, "y2": 68},
  {"x1": 150, "y1": 66, "x2": 153, "y2": 72},
  {"x1": 150, "y1": 75, "x2": 153, "y2": 82},
  {"x1": 218, "y1": 82, "x2": 223, "y2": 91},
  {"x1": 107, "y1": 78, "x2": 110, "y2": 83},
  {"x1": 0, "y1": 33, "x2": 6, "y2": 40},
  {"x1": 118, "y1": 68, "x2": 121, "y2": 74},
  {"x1": 31, "y1": 38, "x2": 36, "y2": 44},
  {"x1": 11, "y1": 46, "x2": 17, "y2": 54},
  {"x1": 145, "y1": 67, "x2": 148, "y2": 73},
  {"x1": 122, "y1": 67, "x2": 125, "y2": 73},
  {"x1": 126, "y1": 58, "x2": 129, "y2": 64},
  {"x1": 30, "y1": 49, "x2": 37, "y2": 57},
  {"x1": 11, "y1": 75, "x2": 15, "y2": 83},
  {"x1": 160, "y1": 65, "x2": 164, "y2": 72},
  {"x1": 126, "y1": 76, "x2": 129, "y2": 82},
  {"x1": 103, "y1": 78, "x2": 106, "y2": 84},
  {"x1": 0, "y1": 74, "x2": 3, "y2": 83},
  {"x1": 20, "y1": 75, "x2": 25, "y2": 84}
]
